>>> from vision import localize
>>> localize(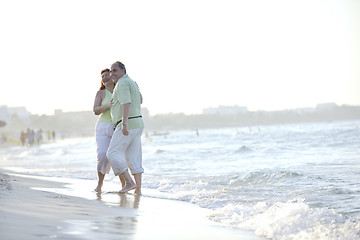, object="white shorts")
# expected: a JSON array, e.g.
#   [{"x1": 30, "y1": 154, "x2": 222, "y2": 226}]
[
  {"x1": 95, "y1": 120, "x2": 114, "y2": 174},
  {"x1": 107, "y1": 127, "x2": 144, "y2": 175}
]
